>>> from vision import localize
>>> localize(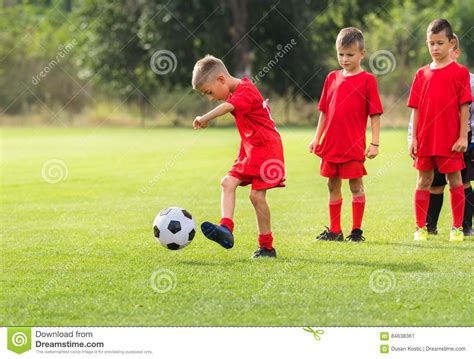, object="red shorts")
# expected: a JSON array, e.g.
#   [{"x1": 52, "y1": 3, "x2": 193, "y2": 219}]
[
  {"x1": 228, "y1": 165, "x2": 285, "y2": 190},
  {"x1": 320, "y1": 159, "x2": 367, "y2": 179},
  {"x1": 414, "y1": 156, "x2": 465, "y2": 173}
]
